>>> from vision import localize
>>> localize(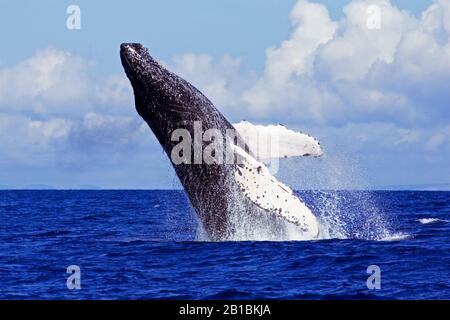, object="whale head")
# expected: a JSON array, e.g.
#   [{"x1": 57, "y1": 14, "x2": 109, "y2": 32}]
[
  {"x1": 120, "y1": 43, "x2": 231, "y2": 151},
  {"x1": 120, "y1": 43, "x2": 185, "y2": 141}
]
